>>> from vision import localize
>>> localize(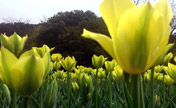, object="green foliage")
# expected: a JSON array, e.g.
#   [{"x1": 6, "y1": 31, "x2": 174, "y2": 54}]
[{"x1": 0, "y1": 10, "x2": 111, "y2": 66}]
